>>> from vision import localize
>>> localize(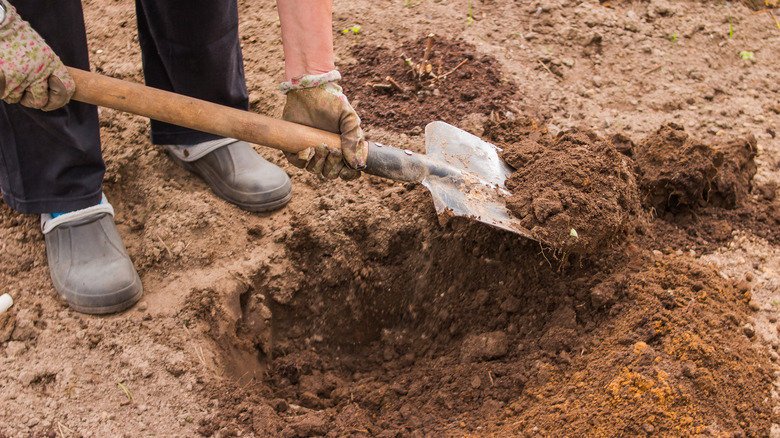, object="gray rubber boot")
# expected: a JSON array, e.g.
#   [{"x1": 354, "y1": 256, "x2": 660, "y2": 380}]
[
  {"x1": 42, "y1": 198, "x2": 142, "y2": 315},
  {"x1": 164, "y1": 139, "x2": 292, "y2": 212}
]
